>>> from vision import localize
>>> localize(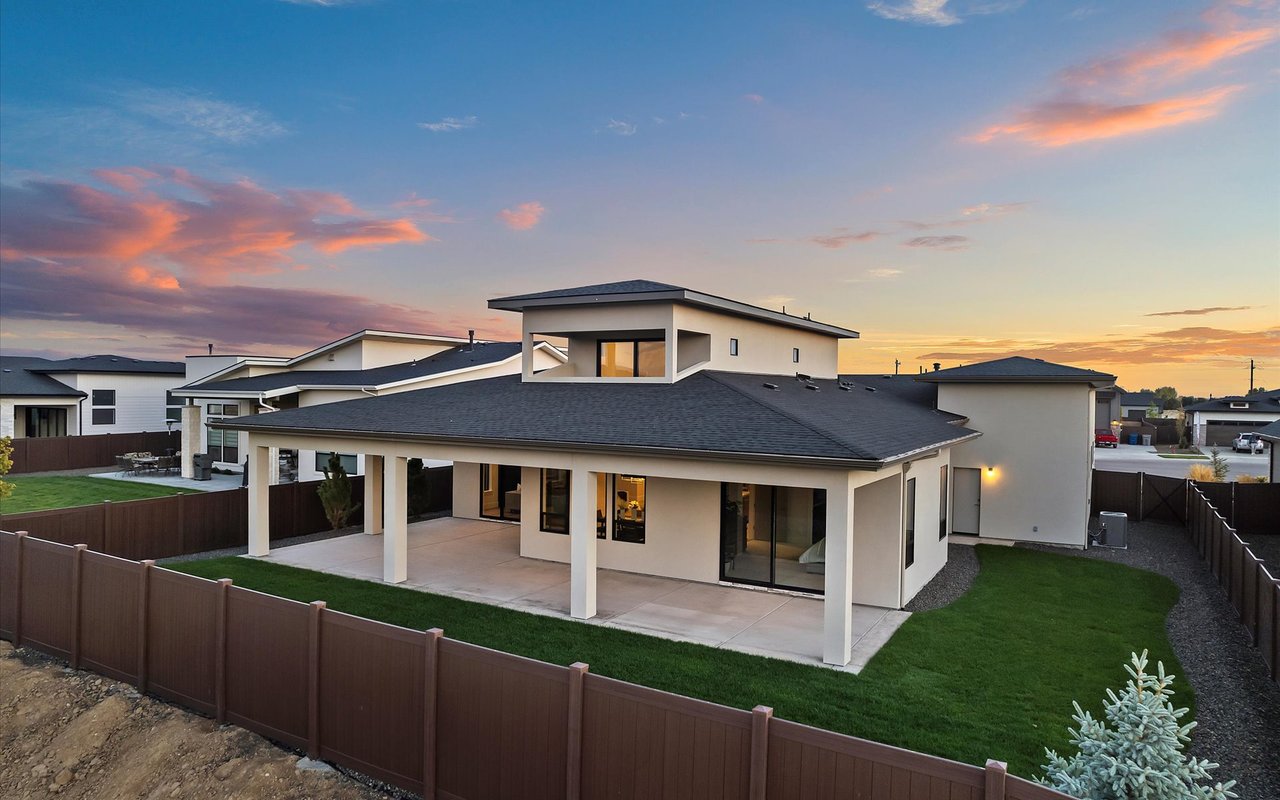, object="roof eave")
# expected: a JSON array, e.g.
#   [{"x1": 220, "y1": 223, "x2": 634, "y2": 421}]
[{"x1": 917, "y1": 375, "x2": 1115, "y2": 389}]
